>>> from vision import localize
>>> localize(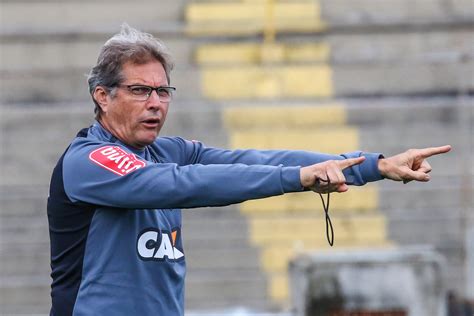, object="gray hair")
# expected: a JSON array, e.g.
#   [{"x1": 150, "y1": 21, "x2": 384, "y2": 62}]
[{"x1": 87, "y1": 23, "x2": 174, "y2": 117}]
